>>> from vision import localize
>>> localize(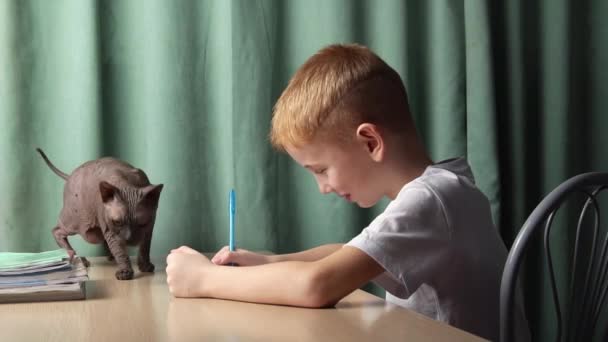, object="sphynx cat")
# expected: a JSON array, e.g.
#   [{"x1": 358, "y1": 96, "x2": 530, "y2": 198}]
[{"x1": 36, "y1": 148, "x2": 163, "y2": 280}]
